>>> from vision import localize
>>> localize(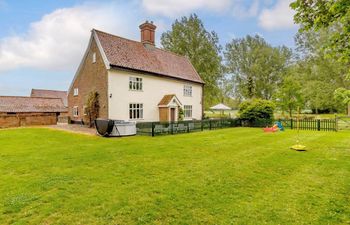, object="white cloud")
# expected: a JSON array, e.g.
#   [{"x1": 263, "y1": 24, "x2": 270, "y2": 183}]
[
  {"x1": 142, "y1": 0, "x2": 232, "y2": 17},
  {"x1": 0, "y1": 2, "x2": 142, "y2": 73},
  {"x1": 232, "y1": 0, "x2": 260, "y2": 18},
  {"x1": 142, "y1": 0, "x2": 264, "y2": 19},
  {"x1": 258, "y1": 0, "x2": 296, "y2": 30}
]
